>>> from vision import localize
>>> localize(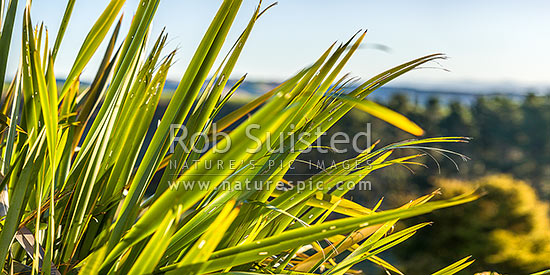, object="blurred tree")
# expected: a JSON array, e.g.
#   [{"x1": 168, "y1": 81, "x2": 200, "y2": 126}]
[
  {"x1": 421, "y1": 97, "x2": 444, "y2": 135},
  {"x1": 440, "y1": 101, "x2": 475, "y2": 137},
  {"x1": 520, "y1": 94, "x2": 550, "y2": 195},
  {"x1": 472, "y1": 97, "x2": 524, "y2": 174},
  {"x1": 397, "y1": 175, "x2": 550, "y2": 274}
]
